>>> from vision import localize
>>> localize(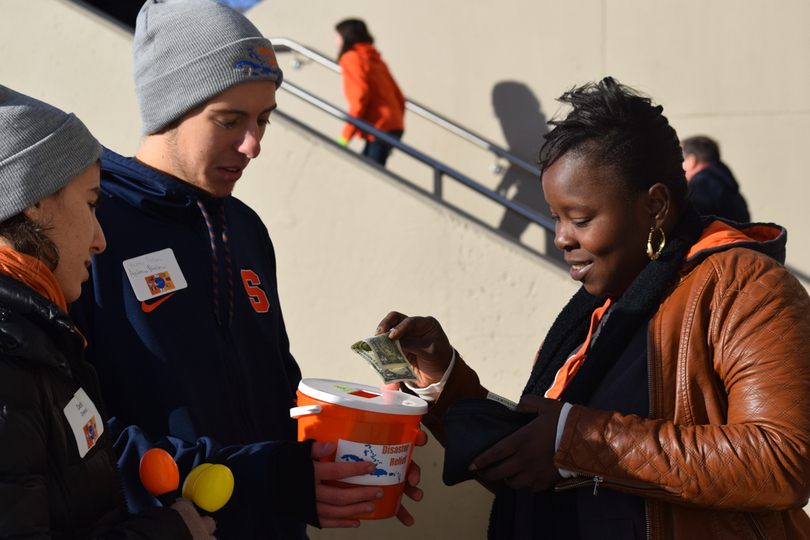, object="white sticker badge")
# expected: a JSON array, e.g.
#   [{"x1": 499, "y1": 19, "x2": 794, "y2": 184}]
[
  {"x1": 122, "y1": 248, "x2": 188, "y2": 302},
  {"x1": 334, "y1": 440, "x2": 412, "y2": 486},
  {"x1": 63, "y1": 387, "x2": 104, "y2": 458}
]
